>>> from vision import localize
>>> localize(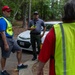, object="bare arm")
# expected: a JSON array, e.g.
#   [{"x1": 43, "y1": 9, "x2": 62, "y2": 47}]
[
  {"x1": 37, "y1": 61, "x2": 45, "y2": 75},
  {"x1": 28, "y1": 27, "x2": 36, "y2": 30},
  {"x1": 0, "y1": 31, "x2": 9, "y2": 51},
  {"x1": 41, "y1": 26, "x2": 46, "y2": 38}
]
